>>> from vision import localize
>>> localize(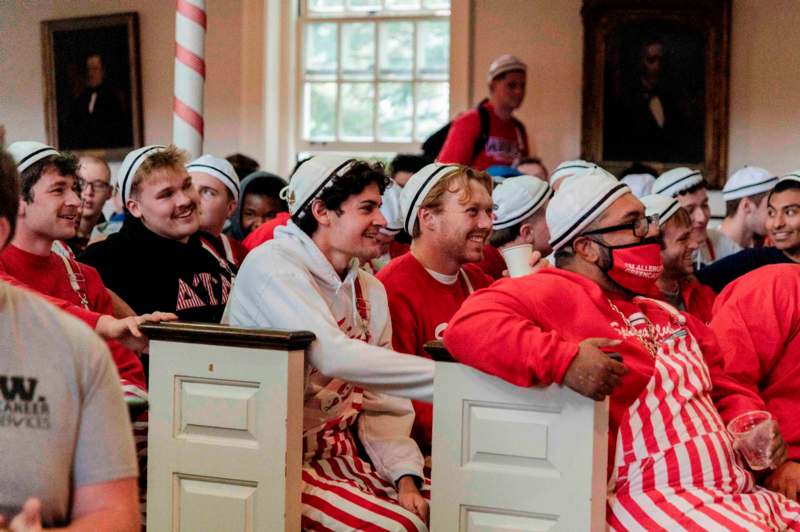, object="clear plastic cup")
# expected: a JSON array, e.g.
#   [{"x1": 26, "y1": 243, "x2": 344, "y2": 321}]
[
  {"x1": 727, "y1": 410, "x2": 774, "y2": 471},
  {"x1": 500, "y1": 244, "x2": 534, "y2": 278}
]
